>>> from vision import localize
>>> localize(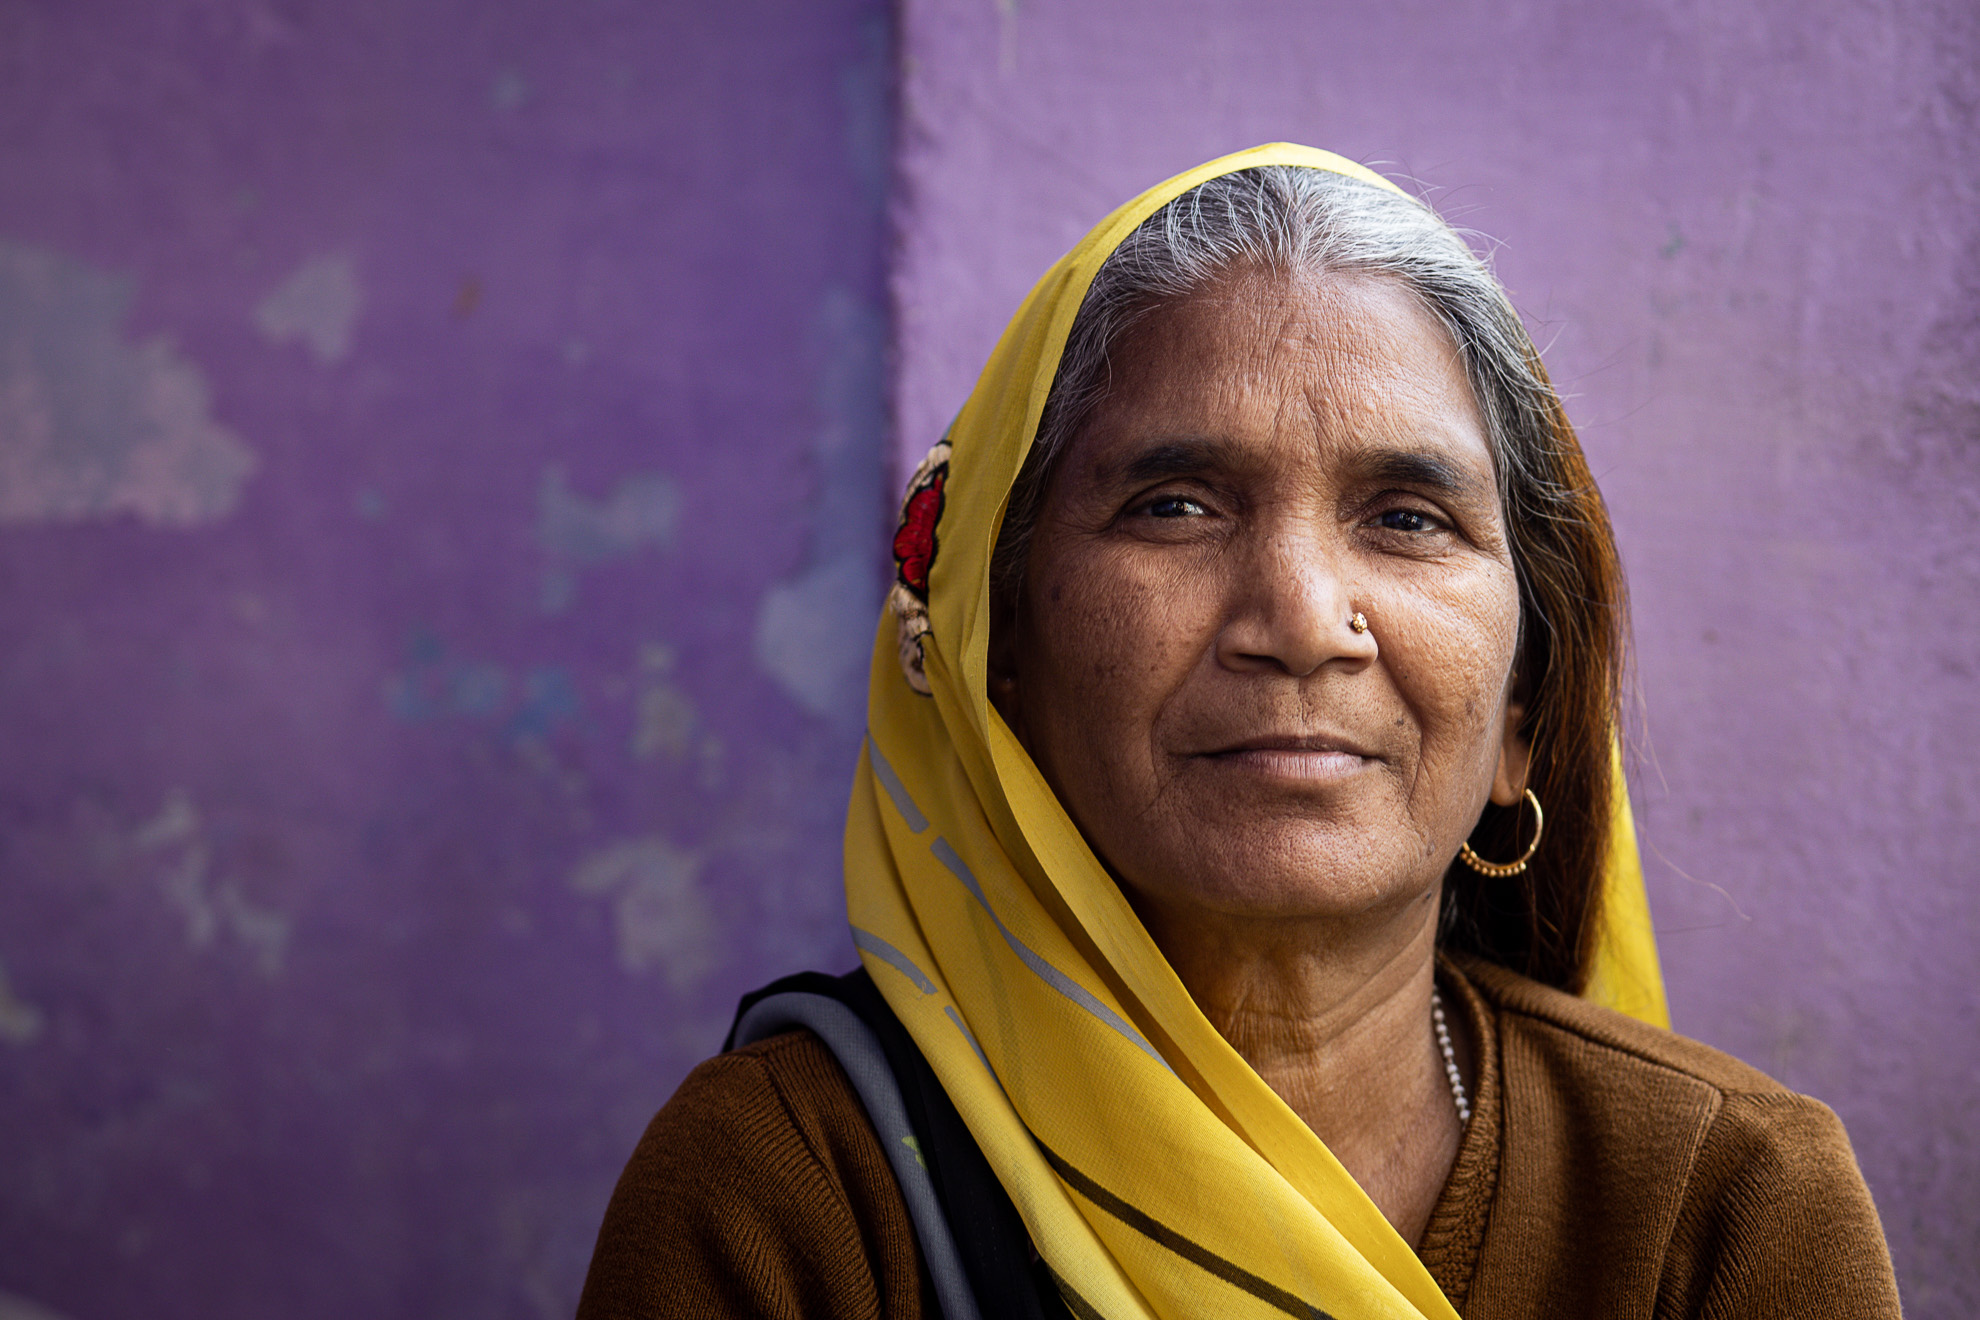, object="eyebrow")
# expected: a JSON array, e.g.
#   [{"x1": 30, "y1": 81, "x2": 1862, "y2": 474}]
[
  {"x1": 1111, "y1": 439, "x2": 1490, "y2": 499},
  {"x1": 1356, "y1": 448, "x2": 1488, "y2": 499},
  {"x1": 1113, "y1": 438, "x2": 1248, "y2": 485}
]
